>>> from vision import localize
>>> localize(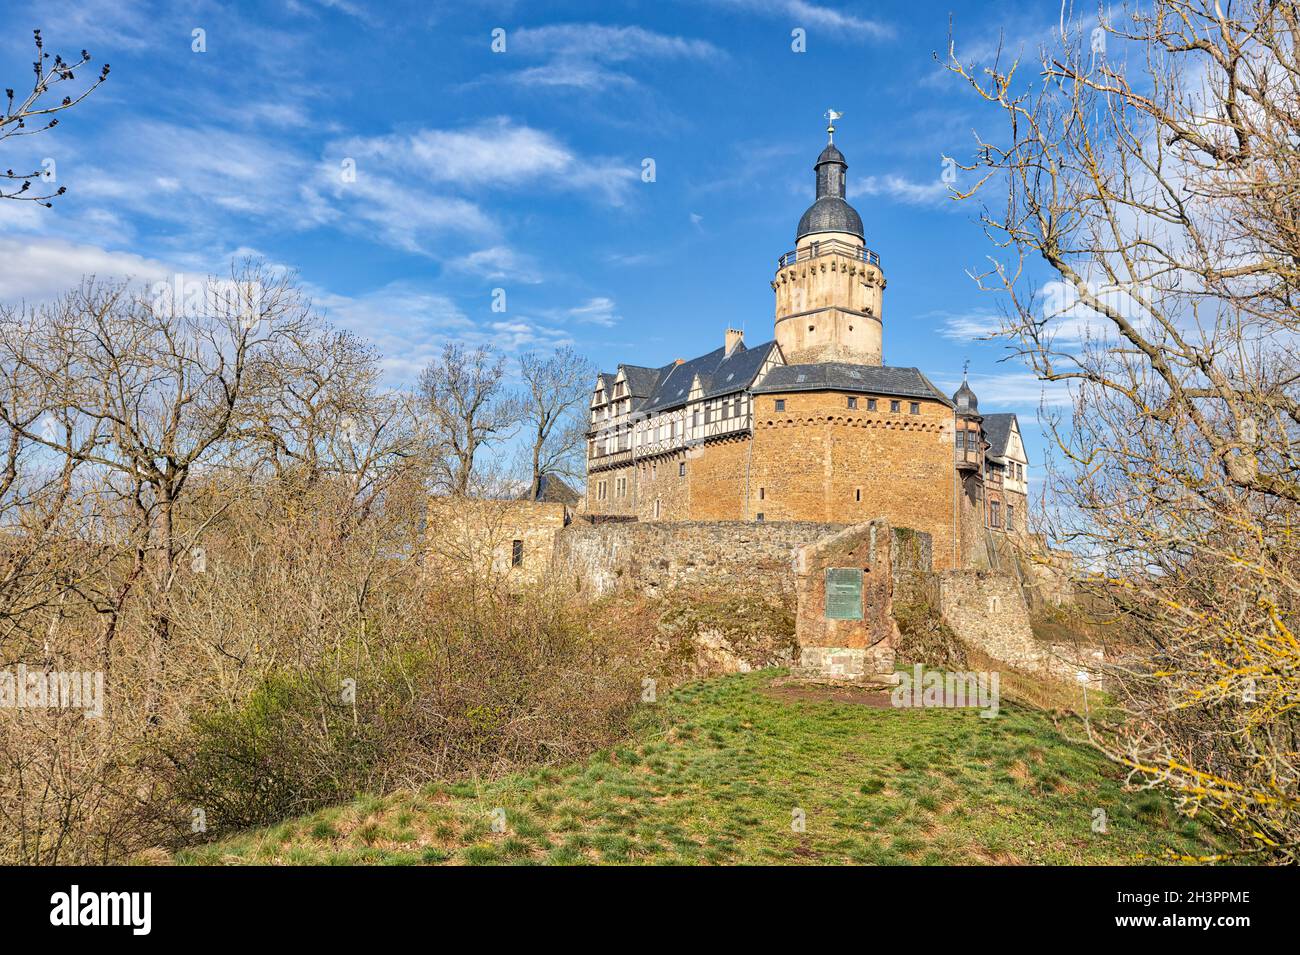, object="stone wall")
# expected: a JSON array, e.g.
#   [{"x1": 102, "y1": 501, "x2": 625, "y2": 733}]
[
  {"x1": 426, "y1": 498, "x2": 567, "y2": 586},
  {"x1": 552, "y1": 519, "x2": 842, "y2": 599},
  {"x1": 585, "y1": 463, "x2": 637, "y2": 518},
  {"x1": 937, "y1": 569, "x2": 1087, "y2": 681},
  {"x1": 634, "y1": 451, "x2": 691, "y2": 522},
  {"x1": 686, "y1": 436, "x2": 750, "y2": 521},
  {"x1": 747, "y1": 390, "x2": 963, "y2": 568},
  {"x1": 789, "y1": 520, "x2": 912, "y2": 683}
]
